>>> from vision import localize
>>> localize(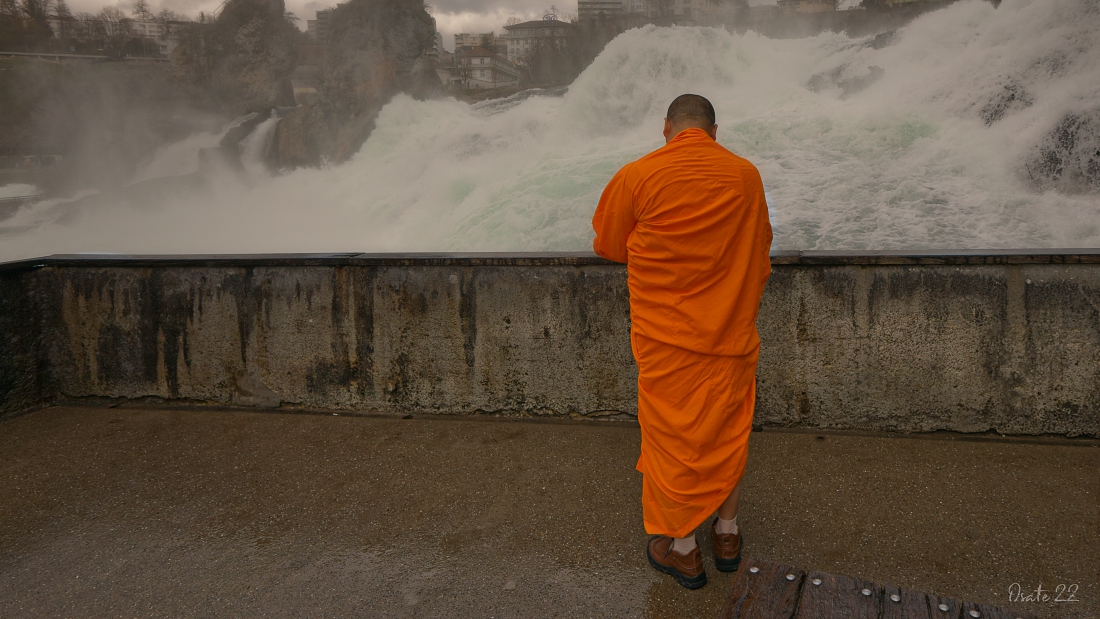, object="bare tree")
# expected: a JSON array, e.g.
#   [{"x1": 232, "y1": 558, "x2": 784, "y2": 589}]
[
  {"x1": 19, "y1": 0, "x2": 52, "y2": 36},
  {"x1": 505, "y1": 16, "x2": 522, "y2": 26},
  {"x1": 96, "y1": 5, "x2": 131, "y2": 54},
  {"x1": 0, "y1": 0, "x2": 23, "y2": 50},
  {"x1": 455, "y1": 62, "x2": 472, "y2": 90},
  {"x1": 478, "y1": 31, "x2": 505, "y2": 55},
  {"x1": 156, "y1": 8, "x2": 189, "y2": 23},
  {"x1": 52, "y1": 0, "x2": 76, "y2": 40},
  {"x1": 132, "y1": 0, "x2": 152, "y2": 21},
  {"x1": 521, "y1": 33, "x2": 583, "y2": 86}
]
